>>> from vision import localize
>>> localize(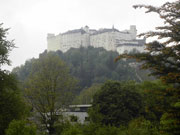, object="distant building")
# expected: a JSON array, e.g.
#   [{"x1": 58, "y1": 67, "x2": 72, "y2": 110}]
[
  {"x1": 63, "y1": 104, "x2": 92, "y2": 124},
  {"x1": 47, "y1": 25, "x2": 146, "y2": 54}
]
